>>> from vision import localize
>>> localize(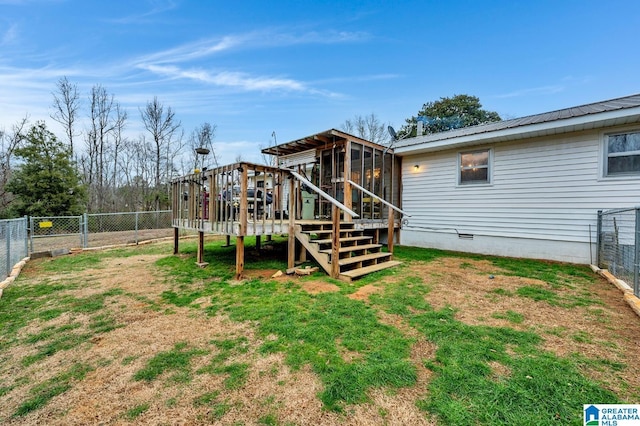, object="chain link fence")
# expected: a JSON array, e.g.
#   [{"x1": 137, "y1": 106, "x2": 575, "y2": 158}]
[
  {"x1": 30, "y1": 211, "x2": 173, "y2": 253},
  {"x1": 597, "y1": 207, "x2": 639, "y2": 297},
  {"x1": 0, "y1": 217, "x2": 29, "y2": 279},
  {"x1": 85, "y1": 210, "x2": 173, "y2": 248}
]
